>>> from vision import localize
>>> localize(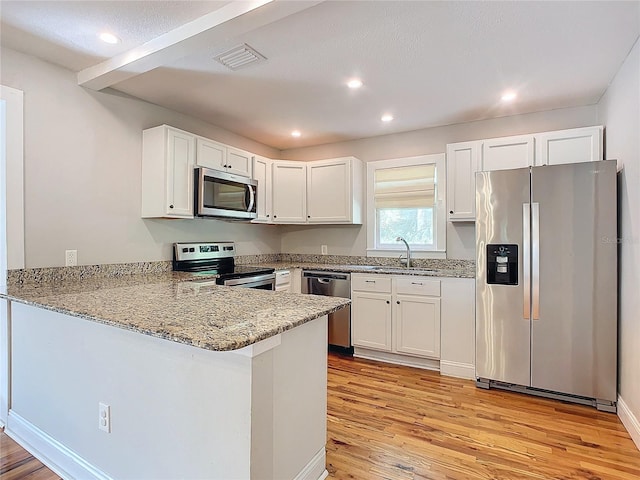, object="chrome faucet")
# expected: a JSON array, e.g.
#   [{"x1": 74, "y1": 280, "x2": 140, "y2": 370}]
[{"x1": 396, "y1": 236, "x2": 411, "y2": 268}]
